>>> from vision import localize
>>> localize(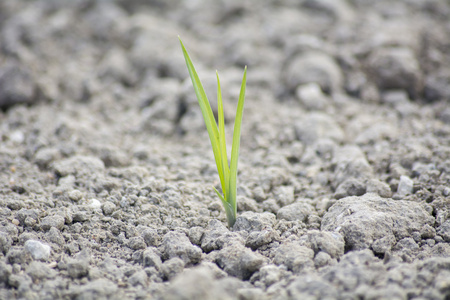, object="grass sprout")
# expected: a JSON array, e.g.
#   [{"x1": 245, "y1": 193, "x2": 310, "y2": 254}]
[{"x1": 179, "y1": 37, "x2": 247, "y2": 227}]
